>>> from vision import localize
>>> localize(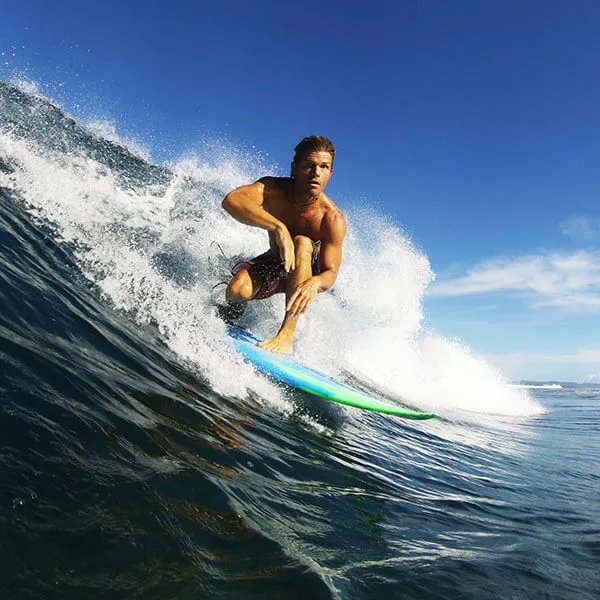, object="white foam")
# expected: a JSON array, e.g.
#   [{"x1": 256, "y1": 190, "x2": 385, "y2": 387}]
[
  {"x1": 511, "y1": 383, "x2": 563, "y2": 390},
  {"x1": 10, "y1": 76, "x2": 48, "y2": 99},
  {"x1": 86, "y1": 118, "x2": 152, "y2": 161},
  {"x1": 0, "y1": 119, "x2": 544, "y2": 420}
]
